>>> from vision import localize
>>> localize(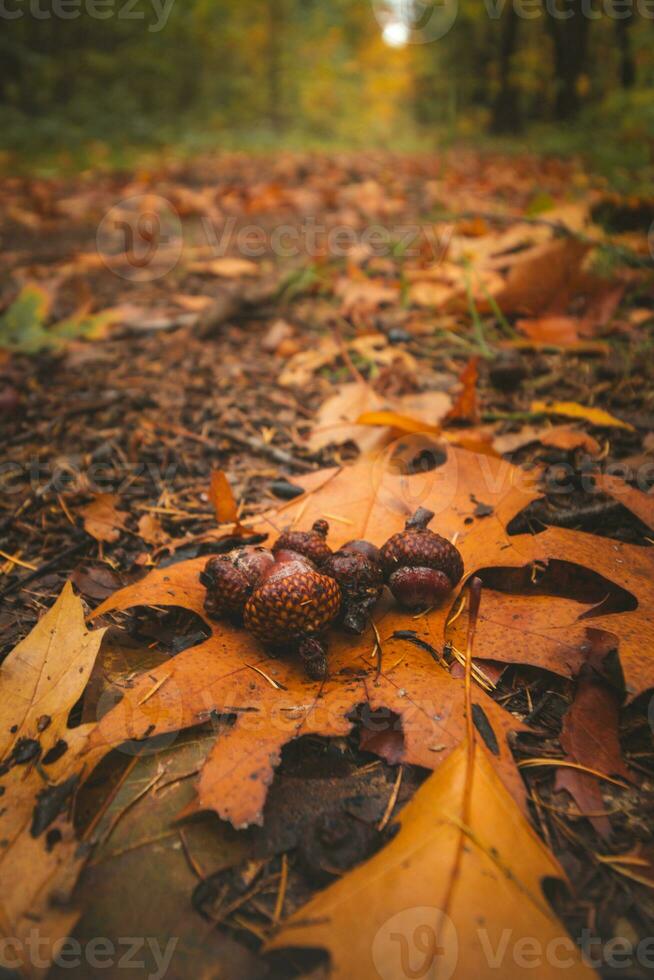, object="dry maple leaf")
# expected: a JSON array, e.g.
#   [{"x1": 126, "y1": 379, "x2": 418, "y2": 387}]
[
  {"x1": 0, "y1": 584, "x2": 106, "y2": 975},
  {"x1": 79, "y1": 493, "x2": 128, "y2": 543},
  {"x1": 267, "y1": 738, "x2": 595, "y2": 979}
]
